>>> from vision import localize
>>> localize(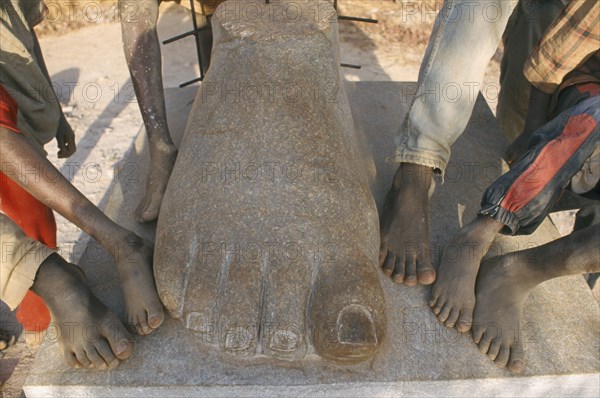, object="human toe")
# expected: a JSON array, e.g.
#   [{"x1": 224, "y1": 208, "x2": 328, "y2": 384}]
[
  {"x1": 403, "y1": 255, "x2": 417, "y2": 286},
  {"x1": 456, "y1": 309, "x2": 473, "y2": 333},
  {"x1": 437, "y1": 303, "x2": 452, "y2": 323},
  {"x1": 495, "y1": 345, "x2": 510, "y2": 368},
  {"x1": 508, "y1": 343, "x2": 525, "y2": 374},
  {"x1": 444, "y1": 307, "x2": 460, "y2": 328},
  {"x1": 416, "y1": 261, "x2": 436, "y2": 285},
  {"x1": 381, "y1": 251, "x2": 396, "y2": 277},
  {"x1": 95, "y1": 339, "x2": 119, "y2": 368},
  {"x1": 85, "y1": 345, "x2": 108, "y2": 370}
]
